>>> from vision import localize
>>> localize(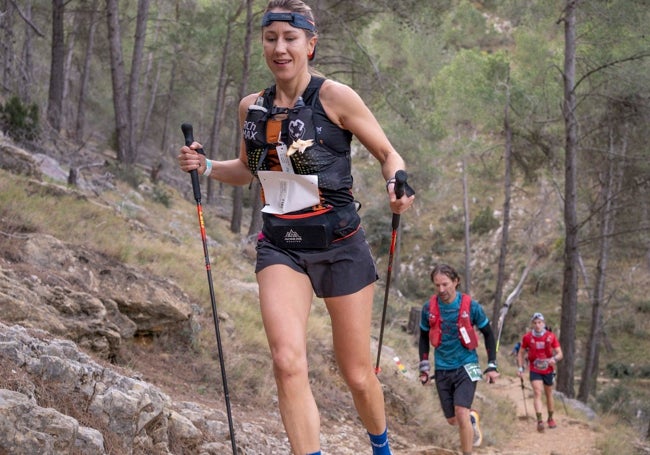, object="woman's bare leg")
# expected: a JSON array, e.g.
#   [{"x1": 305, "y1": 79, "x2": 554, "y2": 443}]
[
  {"x1": 325, "y1": 283, "x2": 387, "y2": 434},
  {"x1": 258, "y1": 264, "x2": 319, "y2": 454}
]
